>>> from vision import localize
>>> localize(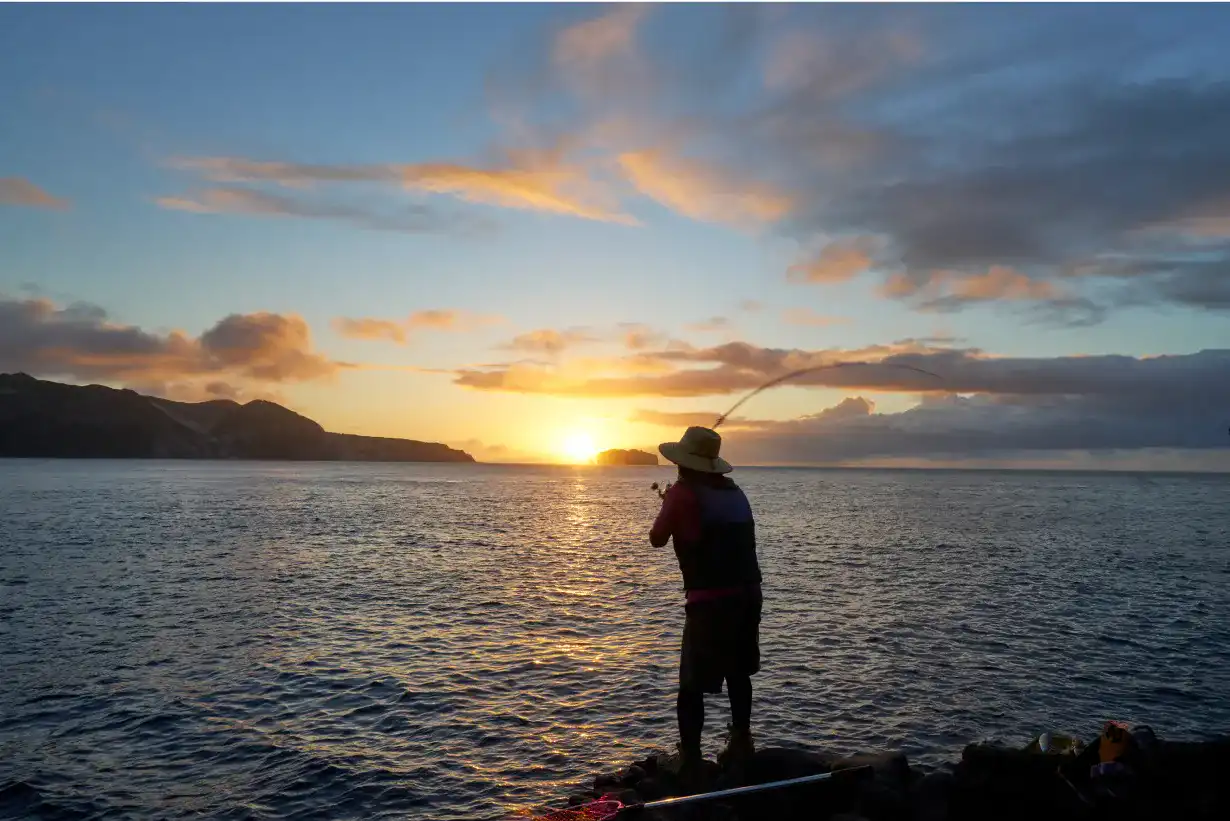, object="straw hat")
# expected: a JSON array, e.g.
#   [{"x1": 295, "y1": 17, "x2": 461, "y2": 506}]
[{"x1": 658, "y1": 426, "x2": 733, "y2": 474}]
